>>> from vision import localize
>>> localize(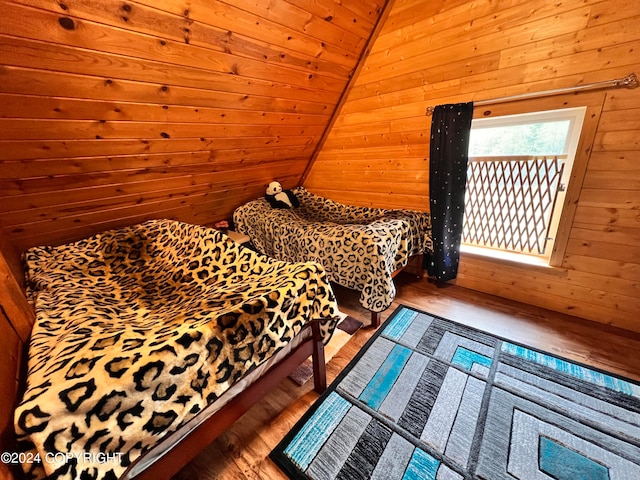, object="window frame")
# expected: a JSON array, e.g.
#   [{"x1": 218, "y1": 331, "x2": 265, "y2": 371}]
[
  {"x1": 461, "y1": 92, "x2": 606, "y2": 268},
  {"x1": 463, "y1": 107, "x2": 586, "y2": 263}
]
